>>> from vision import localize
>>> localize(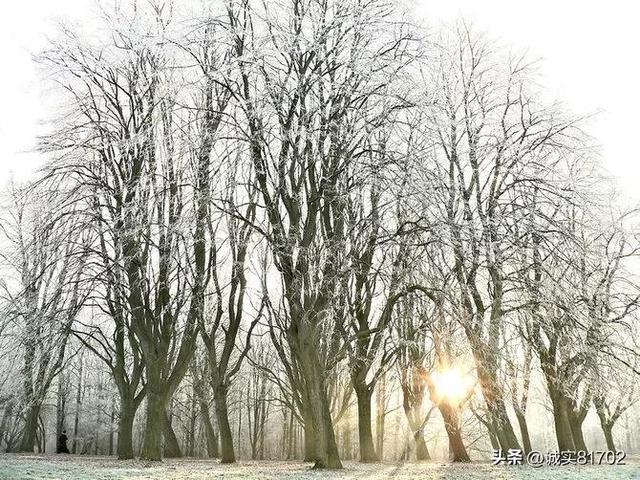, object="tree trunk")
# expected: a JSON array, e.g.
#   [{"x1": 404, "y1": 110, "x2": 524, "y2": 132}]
[
  {"x1": 117, "y1": 409, "x2": 134, "y2": 460},
  {"x1": 16, "y1": 403, "x2": 41, "y2": 452},
  {"x1": 292, "y1": 418, "x2": 299, "y2": 459},
  {"x1": 258, "y1": 399, "x2": 267, "y2": 460},
  {"x1": 602, "y1": 424, "x2": 616, "y2": 451},
  {"x1": 567, "y1": 408, "x2": 588, "y2": 452},
  {"x1": 315, "y1": 393, "x2": 342, "y2": 469},
  {"x1": 0, "y1": 399, "x2": 15, "y2": 449},
  {"x1": 285, "y1": 407, "x2": 294, "y2": 460},
  {"x1": 200, "y1": 401, "x2": 219, "y2": 458},
  {"x1": 488, "y1": 398, "x2": 520, "y2": 451},
  {"x1": 36, "y1": 415, "x2": 45, "y2": 453},
  {"x1": 594, "y1": 396, "x2": 618, "y2": 452},
  {"x1": 140, "y1": 389, "x2": 167, "y2": 461},
  {"x1": 56, "y1": 376, "x2": 67, "y2": 441},
  {"x1": 488, "y1": 428, "x2": 499, "y2": 451},
  {"x1": 187, "y1": 391, "x2": 197, "y2": 457},
  {"x1": 342, "y1": 425, "x2": 352, "y2": 460},
  {"x1": 302, "y1": 408, "x2": 316, "y2": 462},
  {"x1": 214, "y1": 384, "x2": 235, "y2": 463},
  {"x1": 117, "y1": 402, "x2": 136, "y2": 460},
  {"x1": 401, "y1": 381, "x2": 430, "y2": 462},
  {"x1": 354, "y1": 382, "x2": 378, "y2": 462},
  {"x1": 515, "y1": 410, "x2": 532, "y2": 455},
  {"x1": 72, "y1": 361, "x2": 83, "y2": 455},
  {"x1": 414, "y1": 431, "x2": 431, "y2": 461},
  {"x1": 472, "y1": 342, "x2": 521, "y2": 452},
  {"x1": 375, "y1": 373, "x2": 386, "y2": 461},
  {"x1": 439, "y1": 403, "x2": 470, "y2": 462},
  {"x1": 163, "y1": 411, "x2": 182, "y2": 458},
  {"x1": 299, "y1": 345, "x2": 342, "y2": 469},
  {"x1": 108, "y1": 399, "x2": 115, "y2": 456},
  {"x1": 549, "y1": 390, "x2": 576, "y2": 452}
]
